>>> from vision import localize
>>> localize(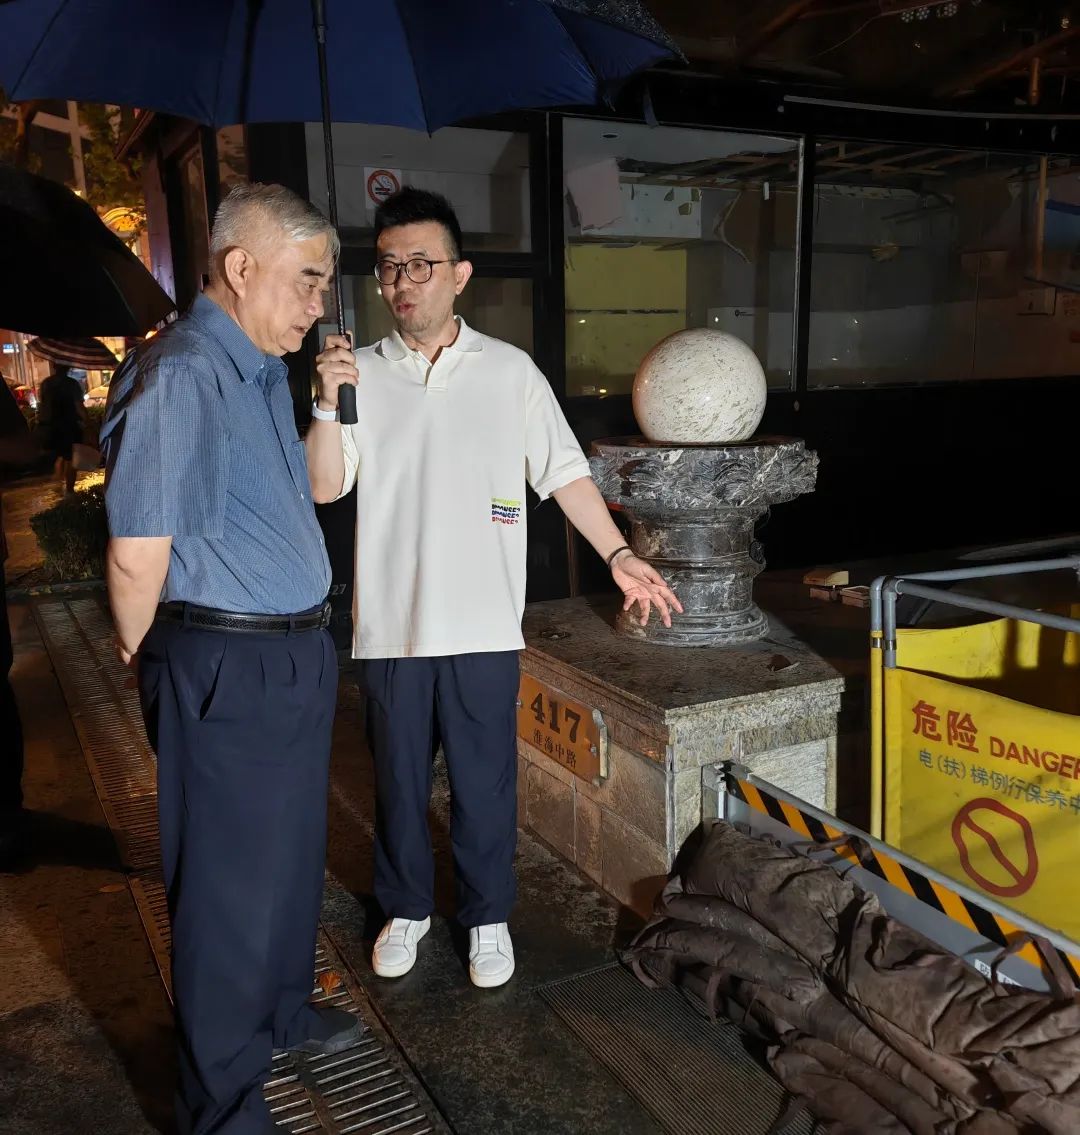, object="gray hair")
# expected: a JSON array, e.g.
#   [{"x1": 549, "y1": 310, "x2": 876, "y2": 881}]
[{"x1": 209, "y1": 182, "x2": 340, "y2": 263}]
